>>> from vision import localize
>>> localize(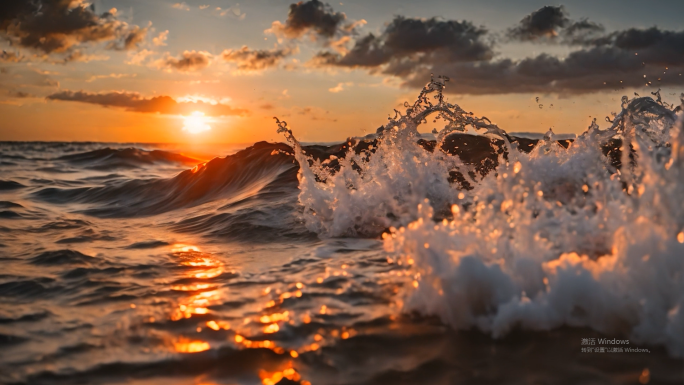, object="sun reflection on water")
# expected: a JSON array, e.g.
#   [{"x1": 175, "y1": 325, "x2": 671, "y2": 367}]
[
  {"x1": 161, "y1": 243, "x2": 401, "y2": 385},
  {"x1": 174, "y1": 337, "x2": 211, "y2": 353},
  {"x1": 170, "y1": 248, "x2": 226, "y2": 322}
]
